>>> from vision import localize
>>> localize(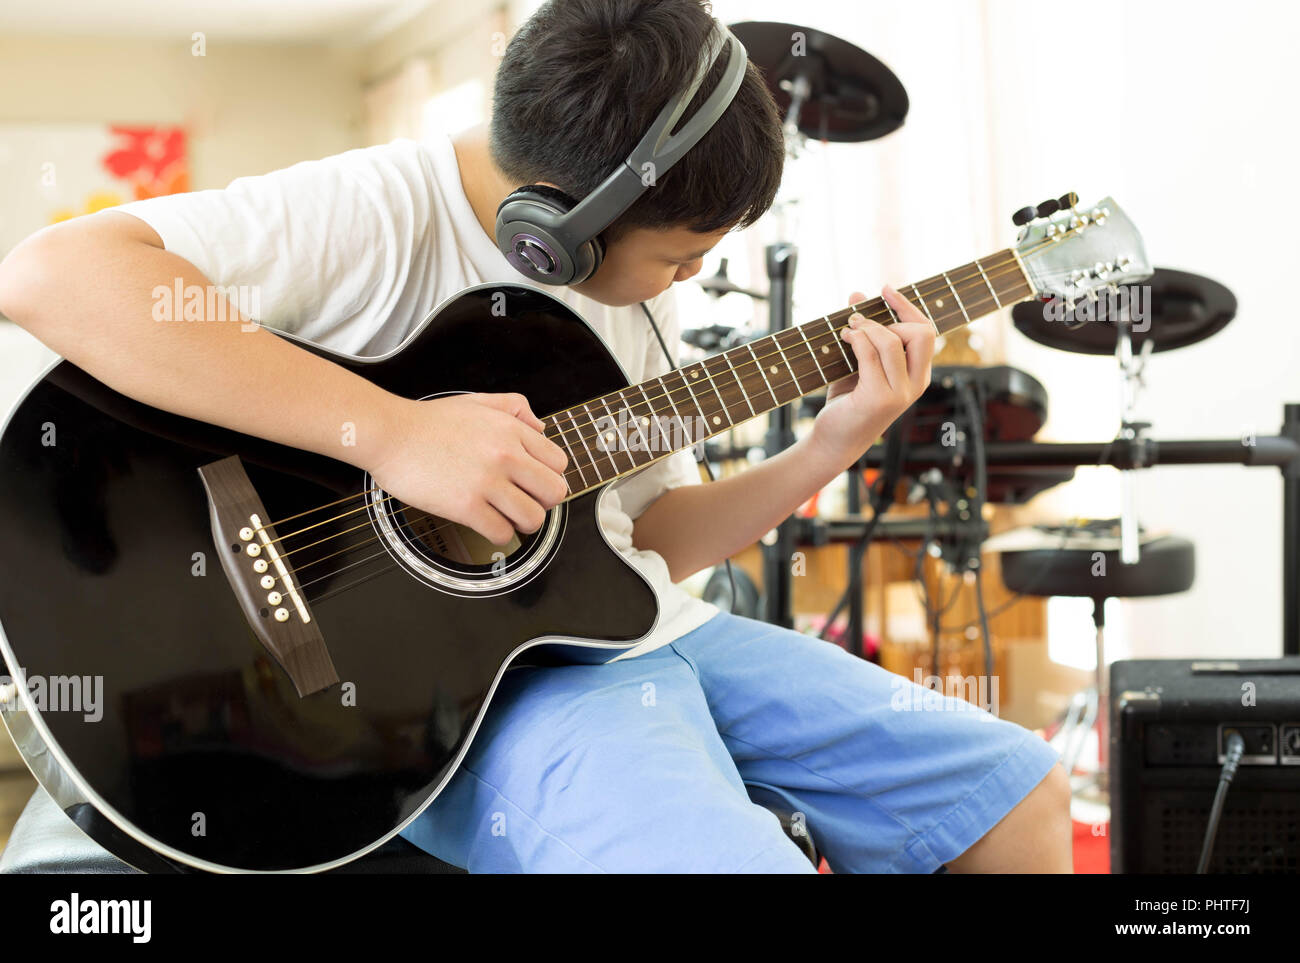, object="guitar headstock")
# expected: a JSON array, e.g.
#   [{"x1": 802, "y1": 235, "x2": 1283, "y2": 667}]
[{"x1": 1013, "y1": 196, "x2": 1153, "y2": 307}]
